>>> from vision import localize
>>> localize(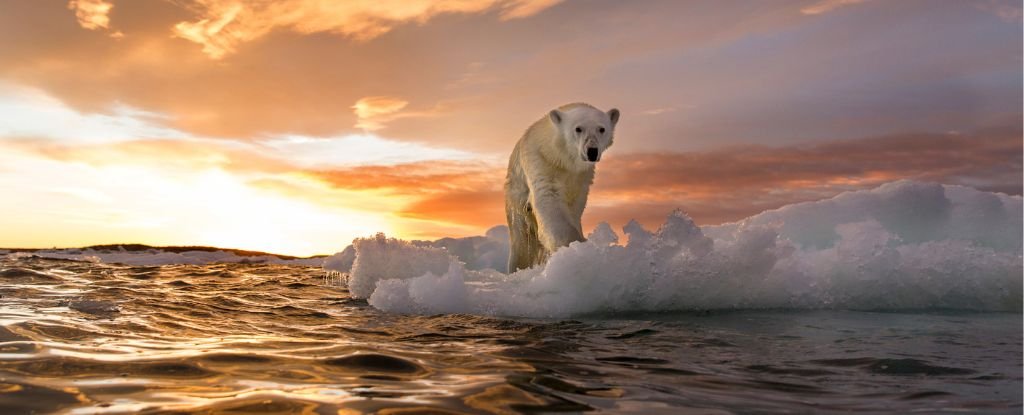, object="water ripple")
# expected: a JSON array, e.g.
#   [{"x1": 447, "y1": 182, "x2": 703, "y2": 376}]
[{"x1": 0, "y1": 257, "x2": 1019, "y2": 414}]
